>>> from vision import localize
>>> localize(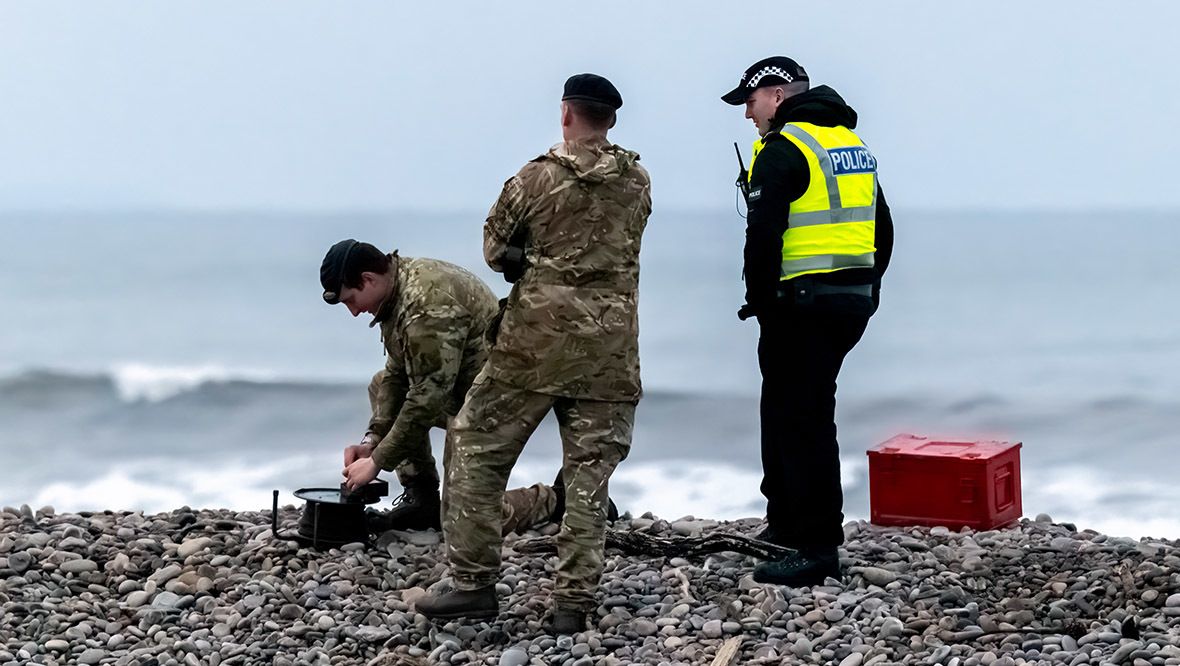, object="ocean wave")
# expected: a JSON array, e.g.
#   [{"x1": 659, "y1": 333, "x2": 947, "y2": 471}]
[
  {"x1": 109, "y1": 362, "x2": 282, "y2": 402},
  {"x1": 0, "y1": 365, "x2": 344, "y2": 405},
  {"x1": 3, "y1": 365, "x2": 1179, "y2": 416}
]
